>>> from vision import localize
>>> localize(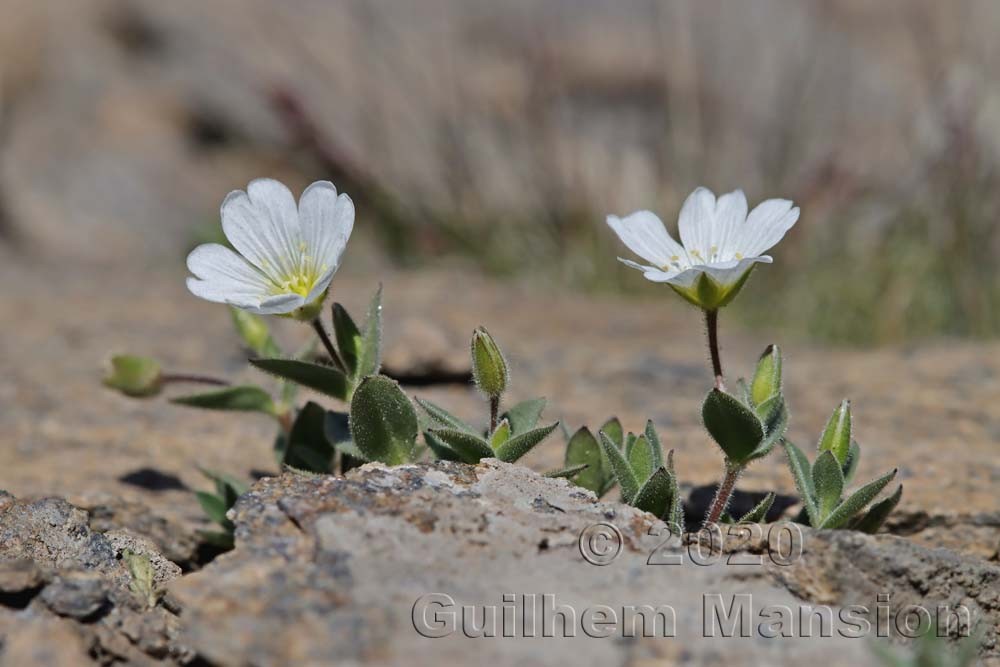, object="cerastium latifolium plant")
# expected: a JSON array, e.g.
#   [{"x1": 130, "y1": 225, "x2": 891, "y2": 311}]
[
  {"x1": 417, "y1": 327, "x2": 561, "y2": 467},
  {"x1": 607, "y1": 186, "x2": 903, "y2": 529}
]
